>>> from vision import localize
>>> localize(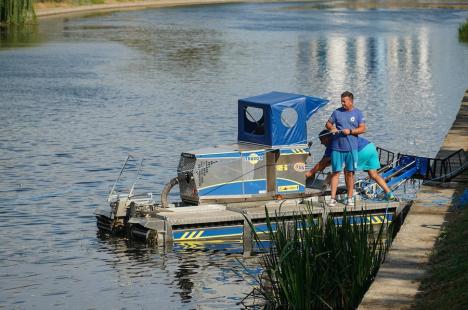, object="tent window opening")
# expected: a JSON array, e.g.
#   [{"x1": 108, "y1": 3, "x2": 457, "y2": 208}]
[
  {"x1": 244, "y1": 106, "x2": 265, "y2": 135},
  {"x1": 281, "y1": 108, "x2": 298, "y2": 128}
]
